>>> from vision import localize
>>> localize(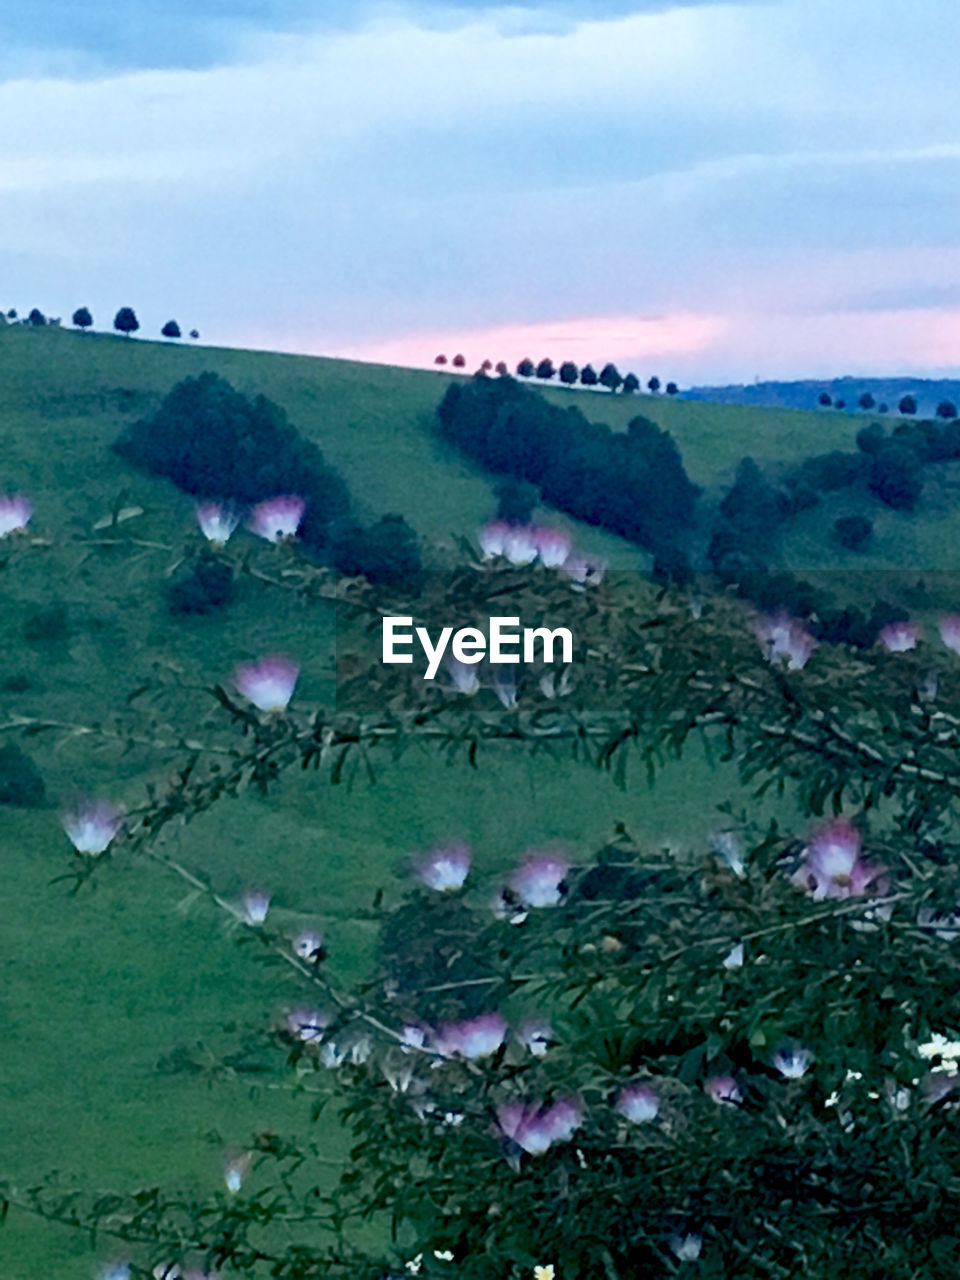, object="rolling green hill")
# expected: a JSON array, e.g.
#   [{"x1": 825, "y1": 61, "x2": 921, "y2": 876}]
[{"x1": 0, "y1": 325, "x2": 923, "y2": 1277}]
